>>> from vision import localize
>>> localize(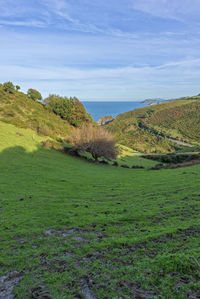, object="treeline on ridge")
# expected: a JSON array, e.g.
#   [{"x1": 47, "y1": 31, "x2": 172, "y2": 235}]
[
  {"x1": 0, "y1": 81, "x2": 93, "y2": 140},
  {"x1": 0, "y1": 81, "x2": 92, "y2": 127}
]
